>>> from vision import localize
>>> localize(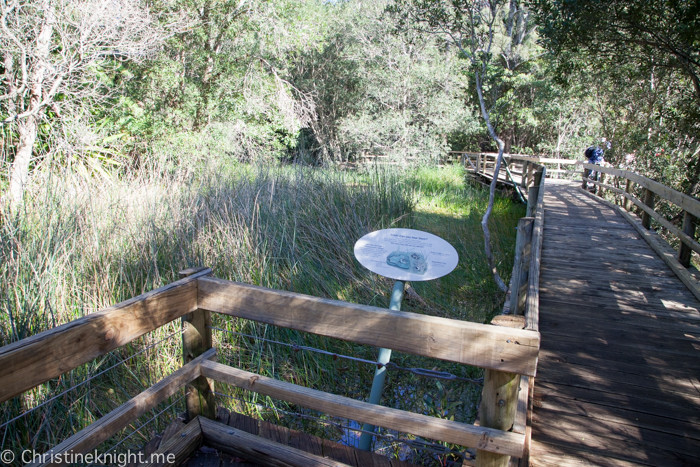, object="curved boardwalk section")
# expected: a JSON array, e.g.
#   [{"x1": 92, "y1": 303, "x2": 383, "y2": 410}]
[{"x1": 530, "y1": 181, "x2": 700, "y2": 466}]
